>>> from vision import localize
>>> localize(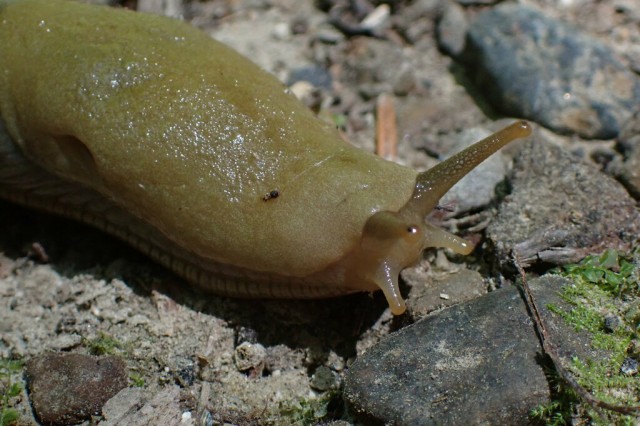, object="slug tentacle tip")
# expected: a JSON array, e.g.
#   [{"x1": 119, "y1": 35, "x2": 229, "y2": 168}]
[{"x1": 407, "y1": 120, "x2": 533, "y2": 219}]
